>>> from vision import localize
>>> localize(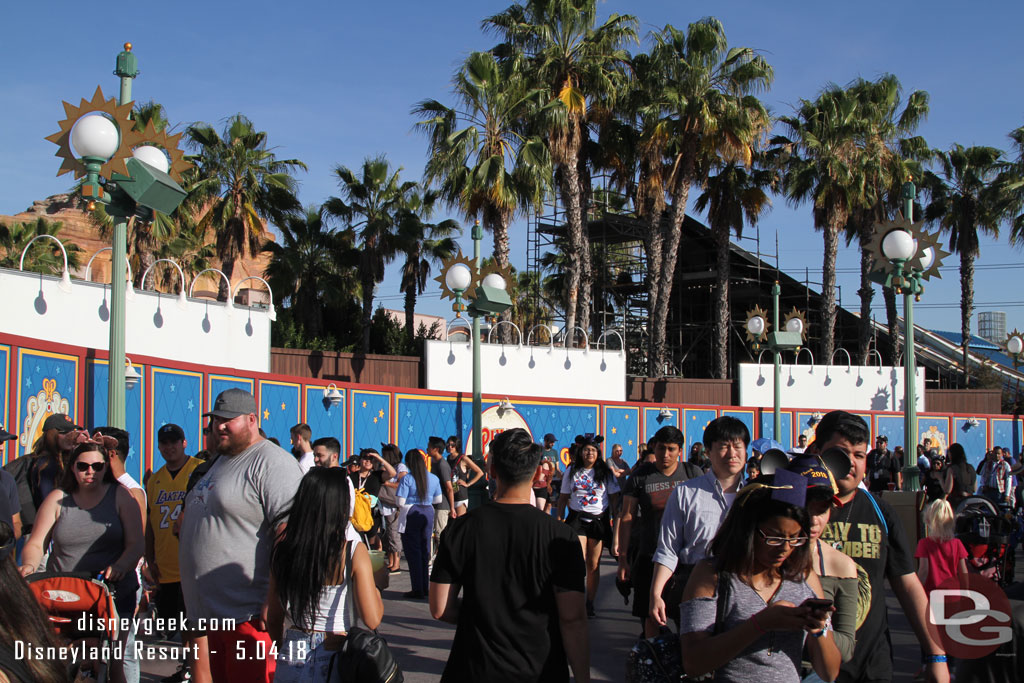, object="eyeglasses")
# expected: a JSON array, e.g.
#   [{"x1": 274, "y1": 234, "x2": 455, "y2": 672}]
[
  {"x1": 758, "y1": 529, "x2": 808, "y2": 547},
  {"x1": 75, "y1": 461, "x2": 105, "y2": 473}
]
